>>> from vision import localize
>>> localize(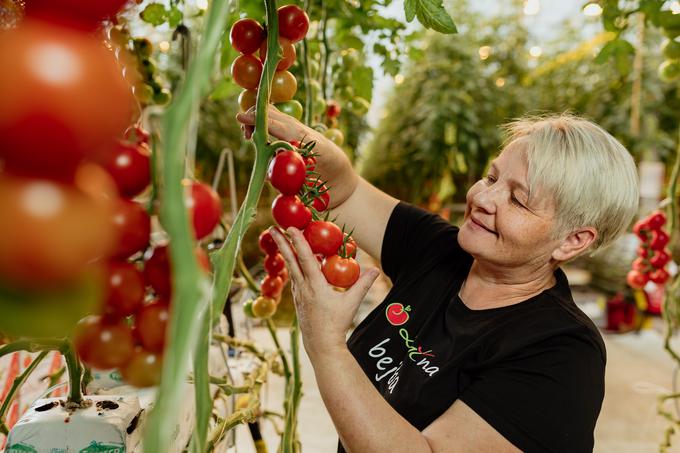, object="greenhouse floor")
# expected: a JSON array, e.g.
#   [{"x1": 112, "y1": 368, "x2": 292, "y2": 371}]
[{"x1": 228, "y1": 270, "x2": 680, "y2": 453}]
